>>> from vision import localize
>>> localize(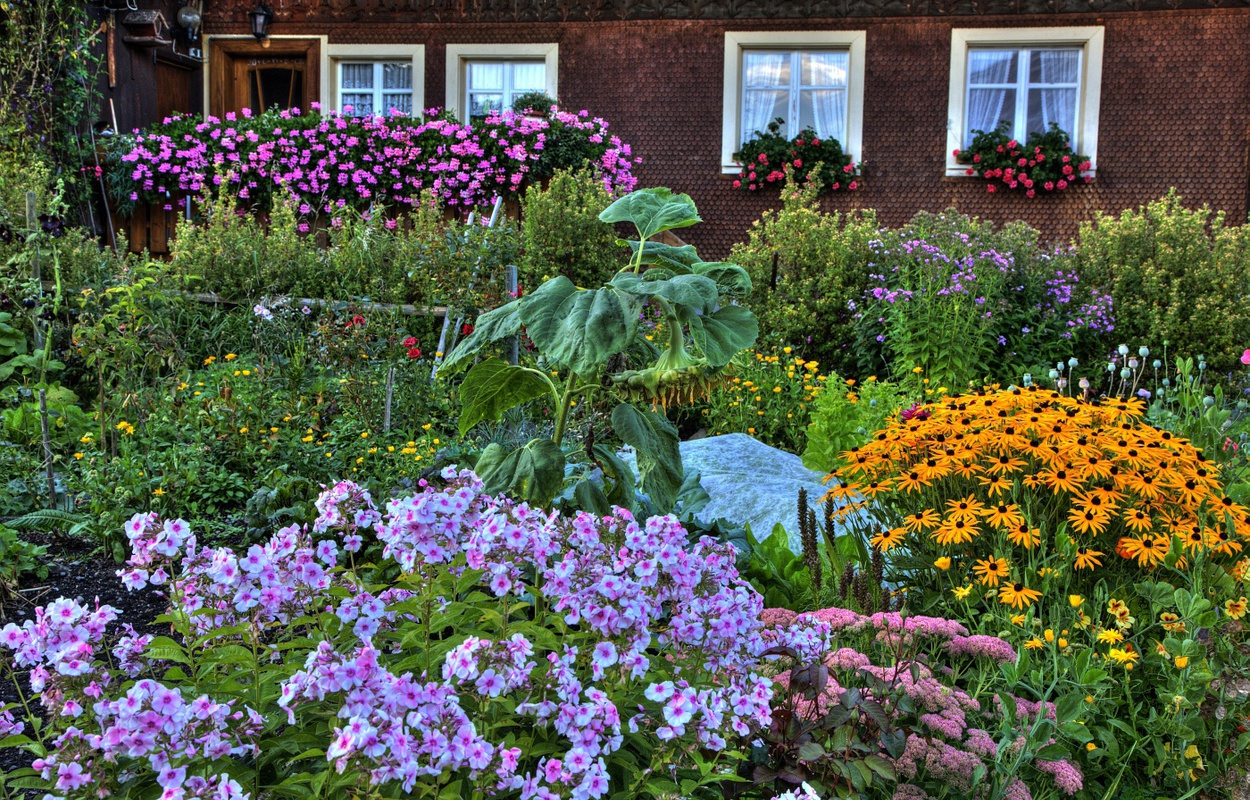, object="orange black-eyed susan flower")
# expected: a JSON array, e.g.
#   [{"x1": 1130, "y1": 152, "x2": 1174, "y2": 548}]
[
  {"x1": 933, "y1": 517, "x2": 980, "y2": 546},
  {"x1": 983, "y1": 503, "x2": 1025, "y2": 531},
  {"x1": 903, "y1": 508, "x2": 941, "y2": 533},
  {"x1": 972, "y1": 556, "x2": 1011, "y2": 587},
  {"x1": 1117, "y1": 535, "x2": 1169, "y2": 568},
  {"x1": 999, "y1": 582, "x2": 1042, "y2": 609},
  {"x1": 870, "y1": 527, "x2": 908, "y2": 552},
  {"x1": 1073, "y1": 547, "x2": 1105, "y2": 570}
]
